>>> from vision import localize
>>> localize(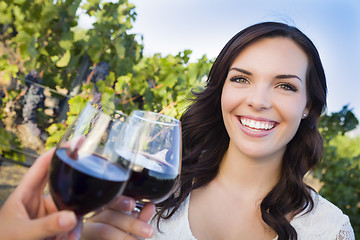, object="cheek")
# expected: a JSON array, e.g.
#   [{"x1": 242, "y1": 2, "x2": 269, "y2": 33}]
[
  {"x1": 221, "y1": 84, "x2": 239, "y2": 113},
  {"x1": 221, "y1": 91, "x2": 229, "y2": 113},
  {"x1": 279, "y1": 96, "x2": 307, "y2": 125},
  {"x1": 221, "y1": 86, "x2": 235, "y2": 131}
]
